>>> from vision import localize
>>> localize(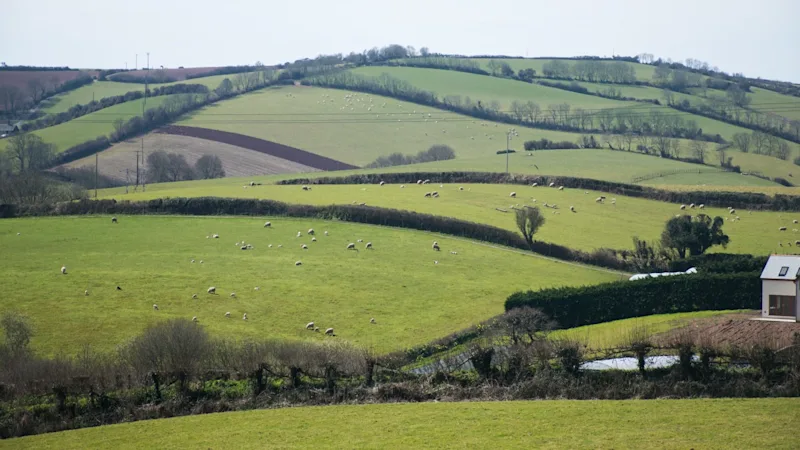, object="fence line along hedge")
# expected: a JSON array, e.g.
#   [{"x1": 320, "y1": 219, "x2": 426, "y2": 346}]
[
  {"x1": 0, "y1": 197, "x2": 630, "y2": 271},
  {"x1": 505, "y1": 272, "x2": 760, "y2": 328},
  {"x1": 278, "y1": 171, "x2": 800, "y2": 212}
]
